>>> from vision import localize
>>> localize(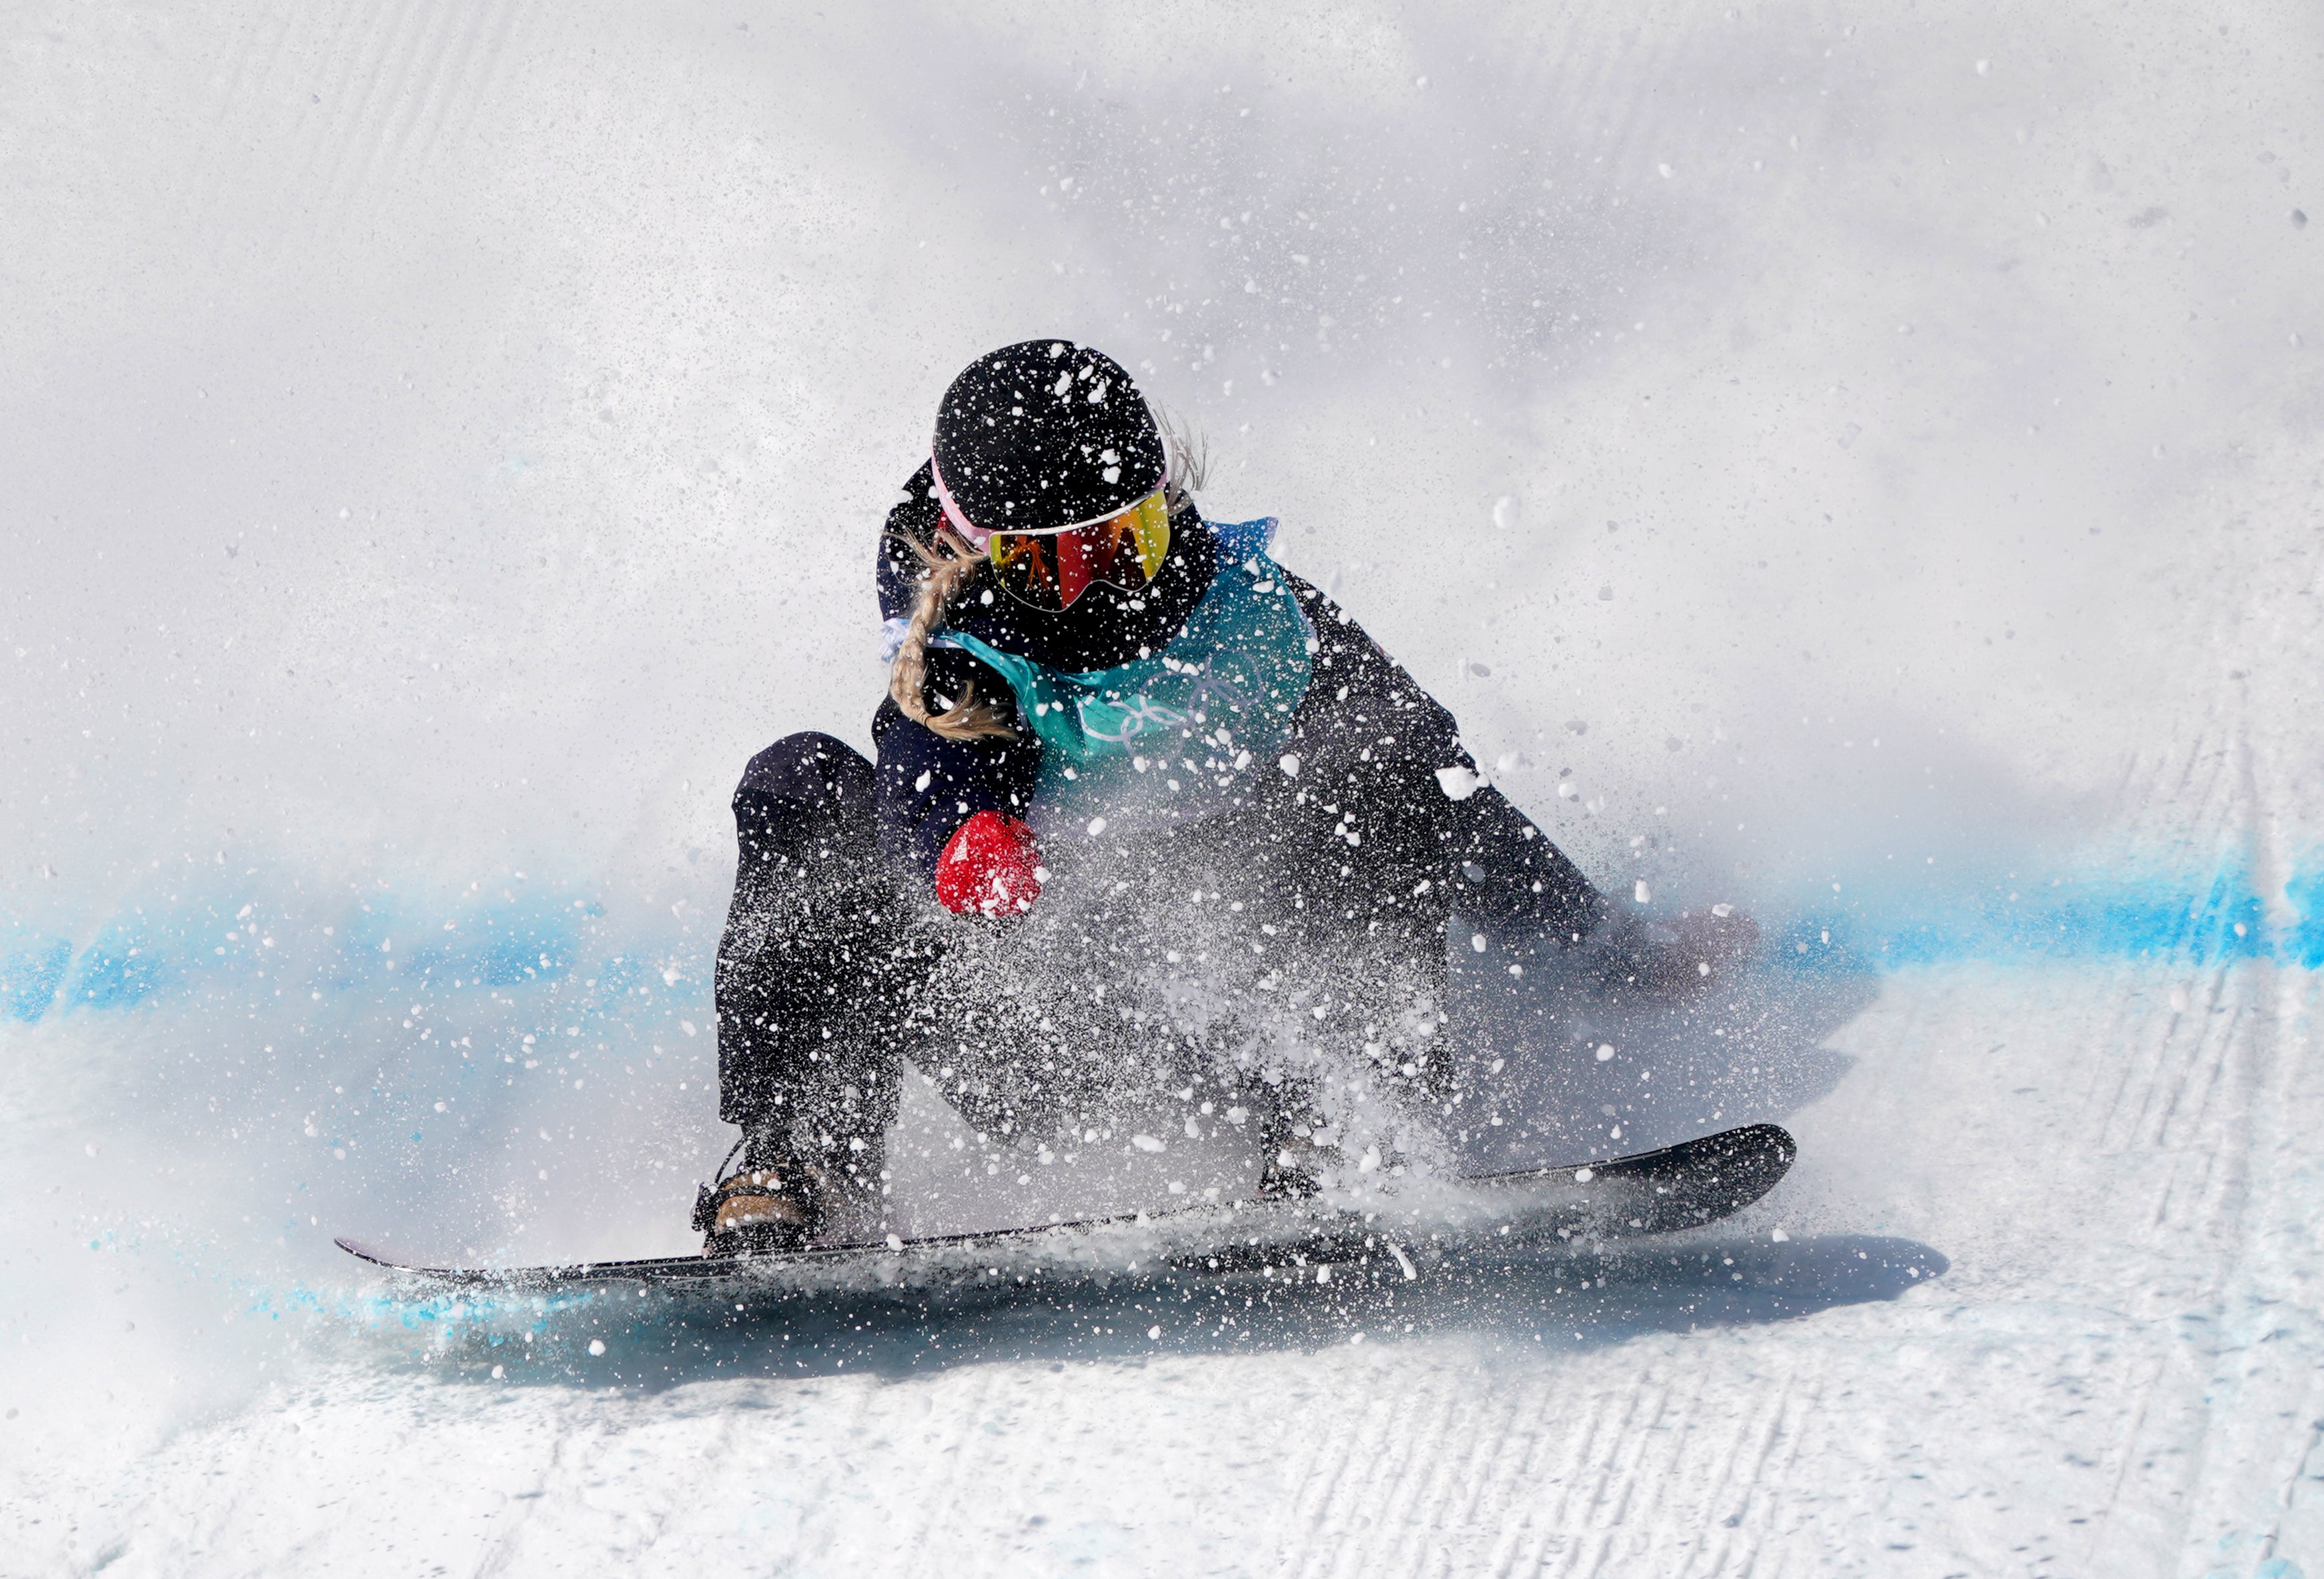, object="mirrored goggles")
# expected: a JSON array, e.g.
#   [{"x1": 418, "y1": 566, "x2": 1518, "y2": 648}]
[{"x1": 985, "y1": 488, "x2": 1172, "y2": 612}]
